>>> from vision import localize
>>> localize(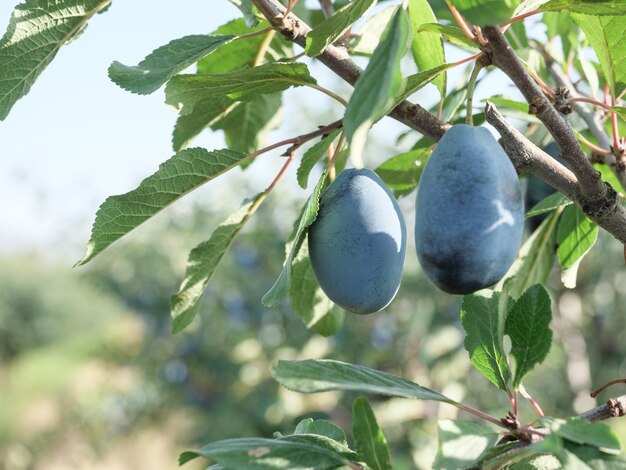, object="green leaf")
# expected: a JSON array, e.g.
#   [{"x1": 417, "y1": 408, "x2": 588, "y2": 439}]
[
  {"x1": 409, "y1": 0, "x2": 446, "y2": 96},
  {"x1": 401, "y1": 63, "x2": 454, "y2": 101},
  {"x1": 108, "y1": 35, "x2": 235, "y2": 95},
  {"x1": 294, "y1": 419, "x2": 348, "y2": 446},
  {"x1": 556, "y1": 205, "x2": 599, "y2": 288},
  {"x1": 76, "y1": 148, "x2": 250, "y2": 266},
  {"x1": 352, "y1": 397, "x2": 392, "y2": 470},
  {"x1": 460, "y1": 291, "x2": 512, "y2": 391},
  {"x1": 374, "y1": 145, "x2": 431, "y2": 198},
  {"x1": 305, "y1": 0, "x2": 377, "y2": 57},
  {"x1": 571, "y1": 14, "x2": 626, "y2": 98},
  {"x1": 165, "y1": 62, "x2": 316, "y2": 116},
  {"x1": 433, "y1": 420, "x2": 500, "y2": 470},
  {"x1": 0, "y1": 0, "x2": 112, "y2": 120},
  {"x1": 197, "y1": 19, "x2": 271, "y2": 74},
  {"x1": 498, "y1": 212, "x2": 559, "y2": 299},
  {"x1": 417, "y1": 23, "x2": 478, "y2": 49},
  {"x1": 212, "y1": 94, "x2": 282, "y2": 154},
  {"x1": 172, "y1": 98, "x2": 235, "y2": 151},
  {"x1": 297, "y1": 130, "x2": 342, "y2": 189},
  {"x1": 449, "y1": 0, "x2": 519, "y2": 26},
  {"x1": 170, "y1": 196, "x2": 262, "y2": 333},
  {"x1": 612, "y1": 106, "x2": 626, "y2": 122},
  {"x1": 180, "y1": 437, "x2": 352, "y2": 468},
  {"x1": 289, "y1": 240, "x2": 344, "y2": 336},
  {"x1": 262, "y1": 172, "x2": 328, "y2": 307},
  {"x1": 566, "y1": 443, "x2": 626, "y2": 468},
  {"x1": 228, "y1": 0, "x2": 260, "y2": 27},
  {"x1": 272, "y1": 359, "x2": 458, "y2": 403},
  {"x1": 351, "y1": 6, "x2": 397, "y2": 55},
  {"x1": 541, "y1": 418, "x2": 622, "y2": 454},
  {"x1": 505, "y1": 285, "x2": 553, "y2": 388},
  {"x1": 484, "y1": 96, "x2": 529, "y2": 112},
  {"x1": 526, "y1": 192, "x2": 572, "y2": 218},
  {"x1": 543, "y1": 1, "x2": 626, "y2": 15},
  {"x1": 344, "y1": 7, "x2": 410, "y2": 157}
]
